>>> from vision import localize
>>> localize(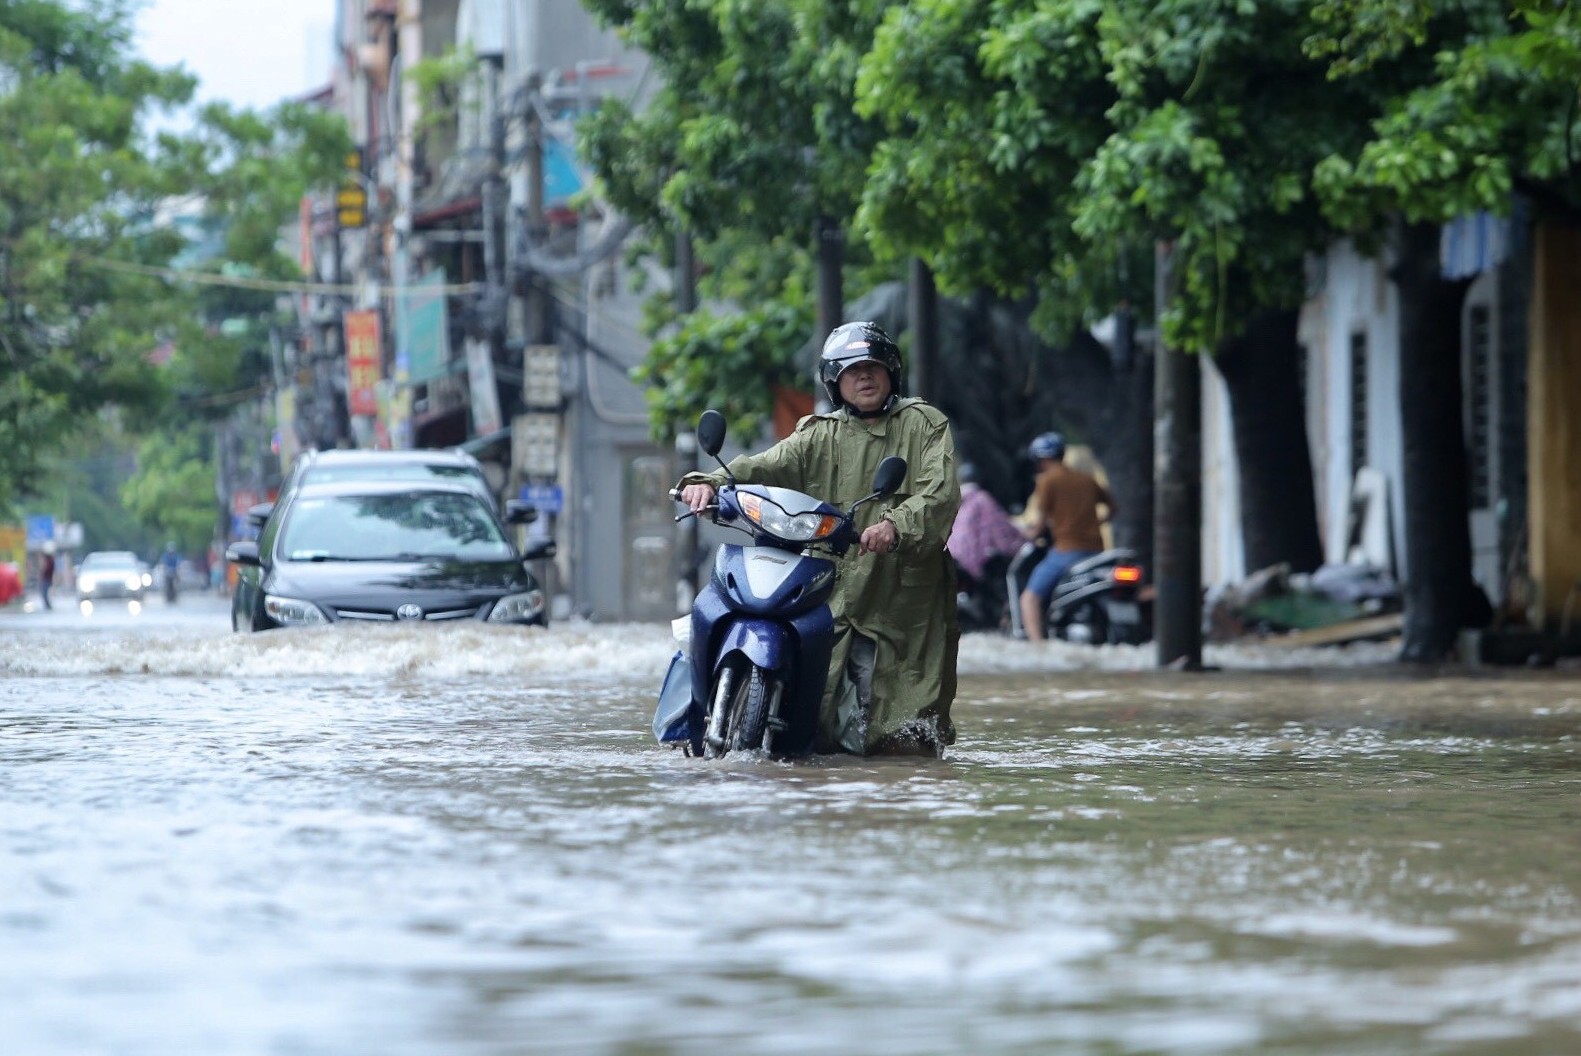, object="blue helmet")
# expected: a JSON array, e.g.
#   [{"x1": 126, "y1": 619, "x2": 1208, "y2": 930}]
[{"x1": 1028, "y1": 432, "x2": 1066, "y2": 462}]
